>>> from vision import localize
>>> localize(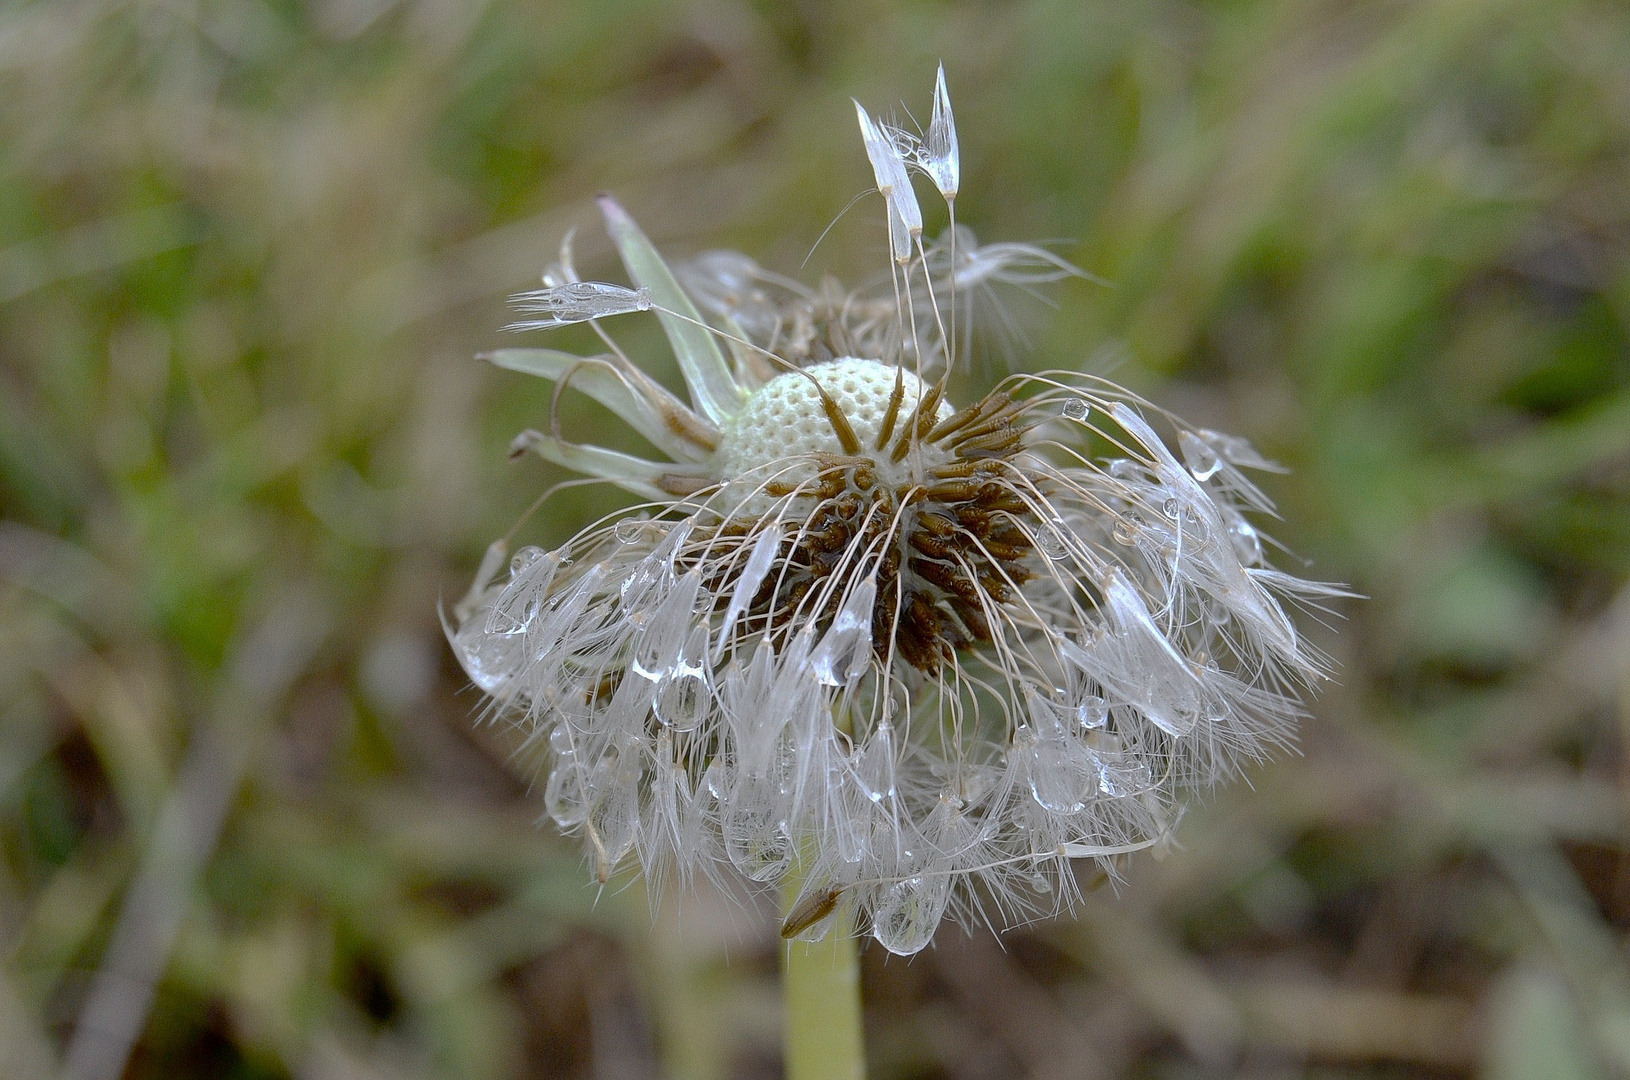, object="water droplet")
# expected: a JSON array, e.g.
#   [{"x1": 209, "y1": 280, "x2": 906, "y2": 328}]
[
  {"x1": 617, "y1": 521, "x2": 694, "y2": 614},
  {"x1": 590, "y1": 763, "x2": 640, "y2": 870},
  {"x1": 509, "y1": 546, "x2": 544, "y2": 575},
  {"x1": 654, "y1": 625, "x2": 713, "y2": 731},
  {"x1": 1112, "y1": 517, "x2": 1137, "y2": 545},
  {"x1": 1033, "y1": 519, "x2": 1069, "y2": 560},
  {"x1": 835, "y1": 806, "x2": 870, "y2": 863},
  {"x1": 544, "y1": 755, "x2": 590, "y2": 827},
  {"x1": 654, "y1": 671, "x2": 709, "y2": 731},
  {"x1": 1199, "y1": 428, "x2": 1277, "y2": 470},
  {"x1": 871, "y1": 875, "x2": 950, "y2": 956},
  {"x1": 718, "y1": 527, "x2": 781, "y2": 647},
  {"x1": 1076, "y1": 696, "x2": 1108, "y2": 729},
  {"x1": 857, "y1": 722, "x2": 897, "y2": 803},
  {"x1": 725, "y1": 817, "x2": 794, "y2": 882},
  {"x1": 1029, "y1": 761, "x2": 1085, "y2": 814},
  {"x1": 1027, "y1": 733, "x2": 1091, "y2": 814},
  {"x1": 631, "y1": 571, "x2": 703, "y2": 681},
  {"x1": 1162, "y1": 497, "x2": 1180, "y2": 519},
  {"x1": 811, "y1": 578, "x2": 876, "y2": 686},
  {"x1": 1061, "y1": 397, "x2": 1090, "y2": 421},
  {"x1": 1178, "y1": 429, "x2": 1222, "y2": 480},
  {"x1": 1020, "y1": 686, "x2": 1092, "y2": 813},
  {"x1": 702, "y1": 759, "x2": 726, "y2": 801},
  {"x1": 1092, "y1": 750, "x2": 1153, "y2": 798},
  {"x1": 451, "y1": 624, "x2": 521, "y2": 692},
  {"x1": 486, "y1": 549, "x2": 559, "y2": 635},
  {"x1": 1226, "y1": 511, "x2": 1263, "y2": 564},
  {"x1": 1028, "y1": 871, "x2": 1053, "y2": 895}
]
